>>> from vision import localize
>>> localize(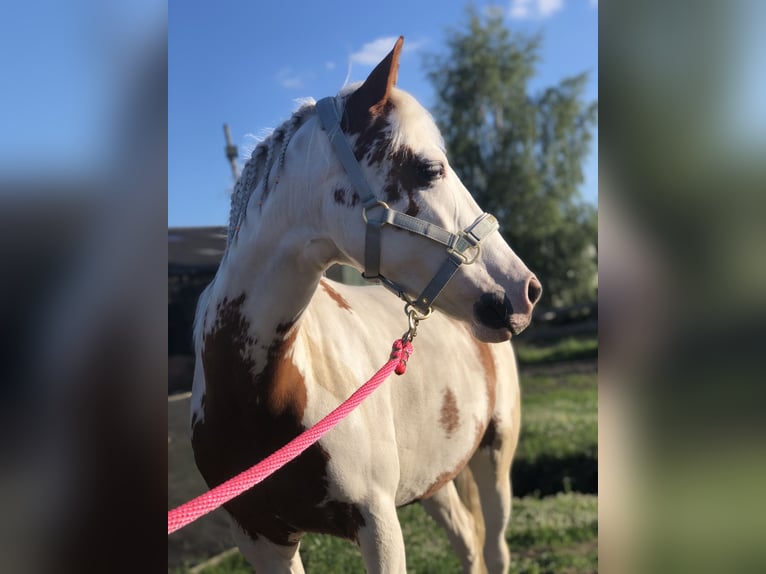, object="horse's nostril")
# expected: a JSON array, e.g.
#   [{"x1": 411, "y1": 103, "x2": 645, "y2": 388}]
[
  {"x1": 474, "y1": 293, "x2": 512, "y2": 330},
  {"x1": 527, "y1": 276, "x2": 542, "y2": 305}
]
